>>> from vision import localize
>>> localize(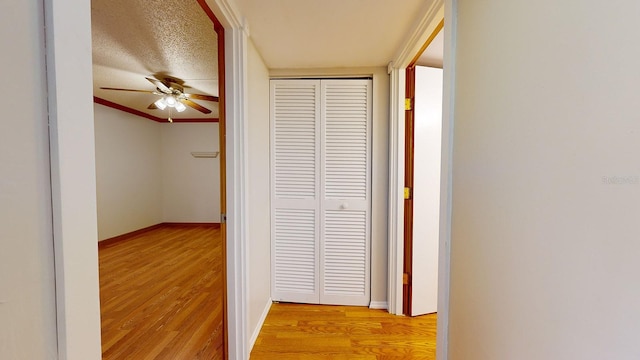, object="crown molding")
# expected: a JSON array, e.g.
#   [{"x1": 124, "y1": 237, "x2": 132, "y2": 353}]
[
  {"x1": 391, "y1": 0, "x2": 444, "y2": 69},
  {"x1": 94, "y1": 97, "x2": 219, "y2": 123}
]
